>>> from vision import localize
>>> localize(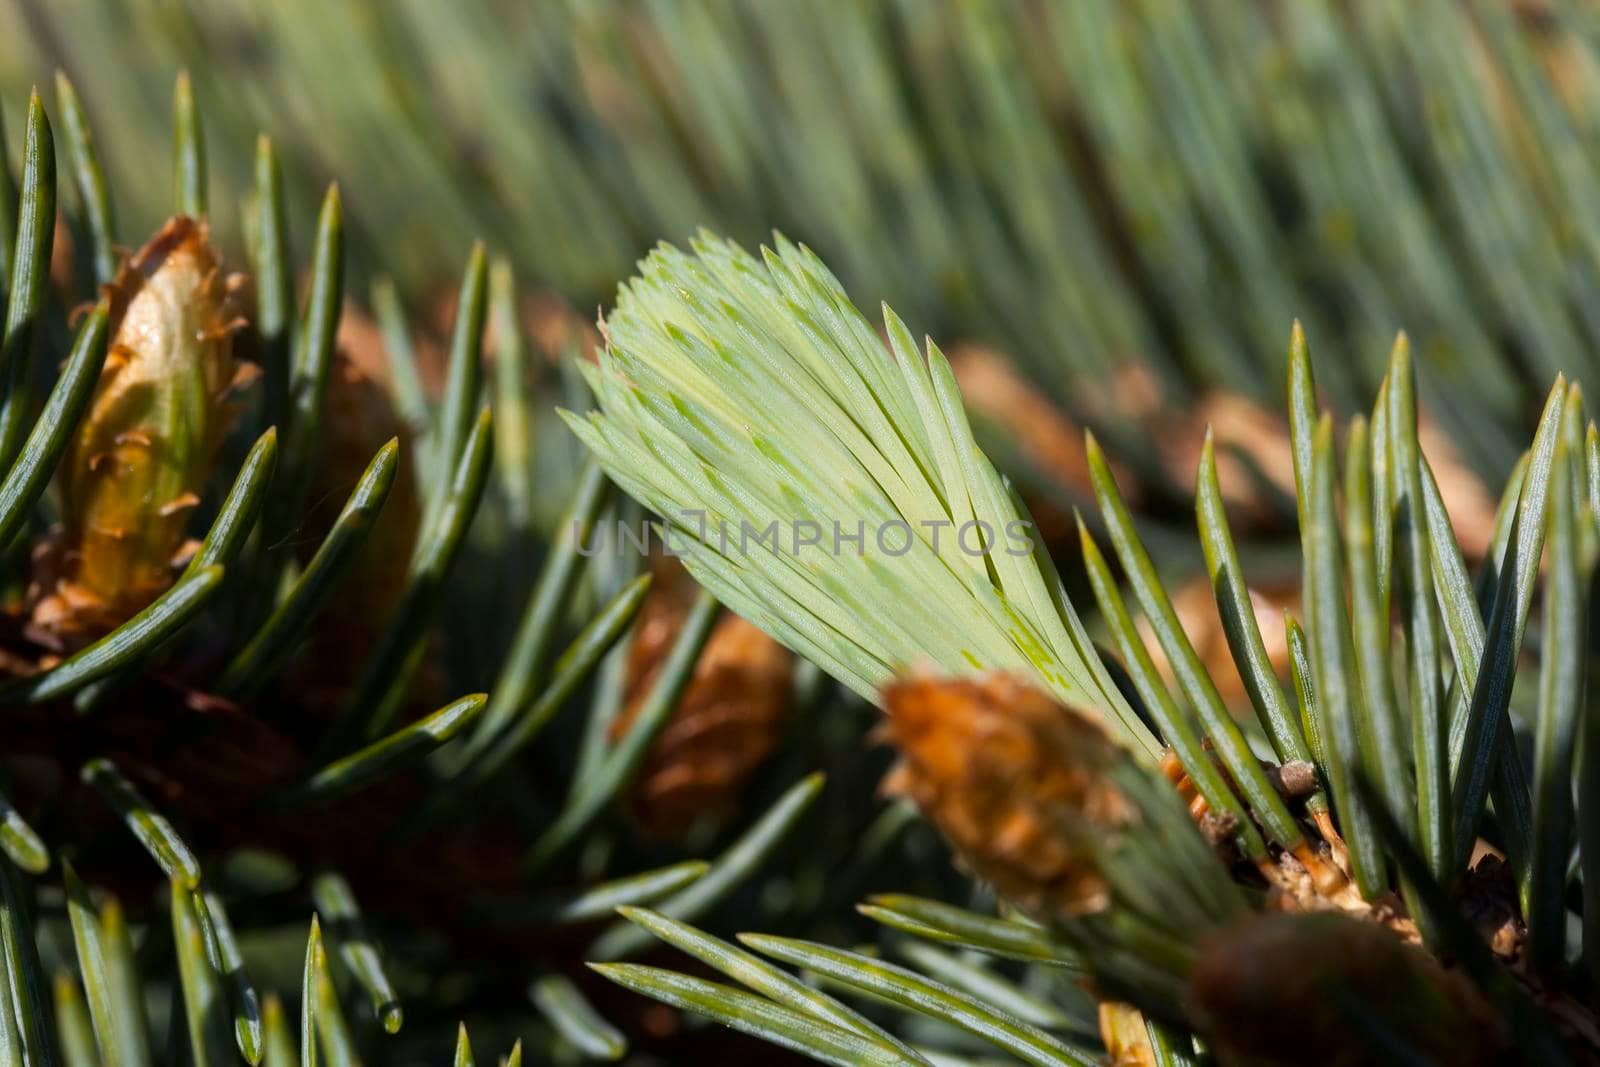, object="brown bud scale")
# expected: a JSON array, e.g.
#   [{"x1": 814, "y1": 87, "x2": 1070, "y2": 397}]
[
  {"x1": 879, "y1": 671, "x2": 1135, "y2": 918},
  {"x1": 612, "y1": 555, "x2": 791, "y2": 839},
  {"x1": 32, "y1": 217, "x2": 248, "y2": 643}
]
